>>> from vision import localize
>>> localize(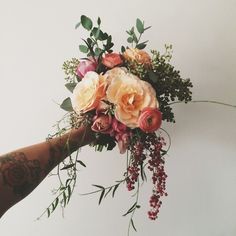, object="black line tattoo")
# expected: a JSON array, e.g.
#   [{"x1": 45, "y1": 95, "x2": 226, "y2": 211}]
[{"x1": 0, "y1": 152, "x2": 42, "y2": 198}]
